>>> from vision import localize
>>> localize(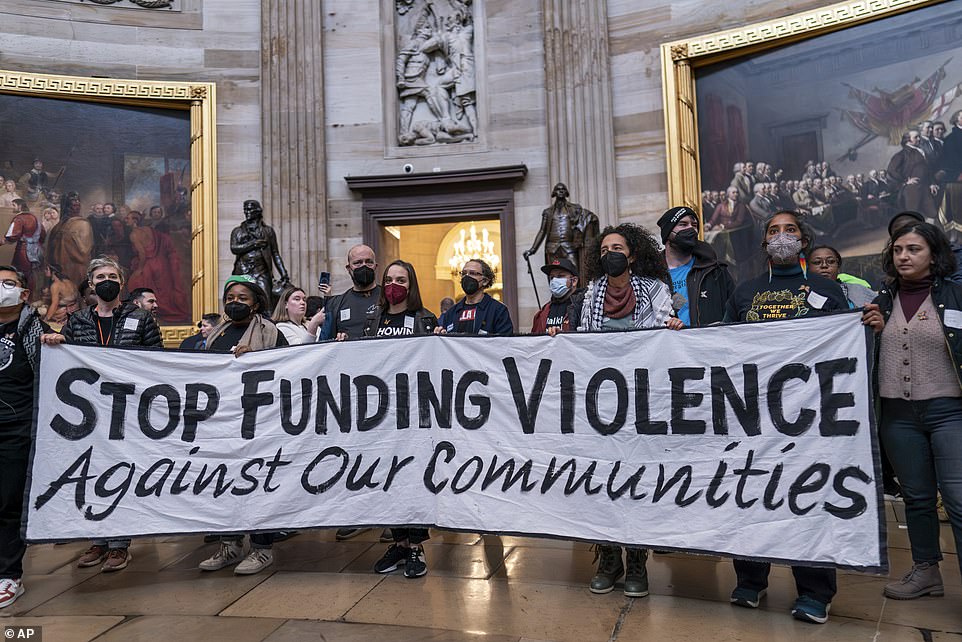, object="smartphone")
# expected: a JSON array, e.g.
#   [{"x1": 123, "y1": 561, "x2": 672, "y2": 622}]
[{"x1": 318, "y1": 271, "x2": 331, "y2": 287}]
